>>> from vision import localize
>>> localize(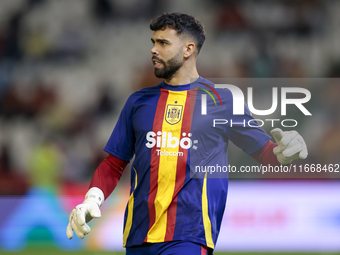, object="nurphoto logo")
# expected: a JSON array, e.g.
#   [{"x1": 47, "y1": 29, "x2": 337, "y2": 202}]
[{"x1": 200, "y1": 84, "x2": 312, "y2": 128}]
